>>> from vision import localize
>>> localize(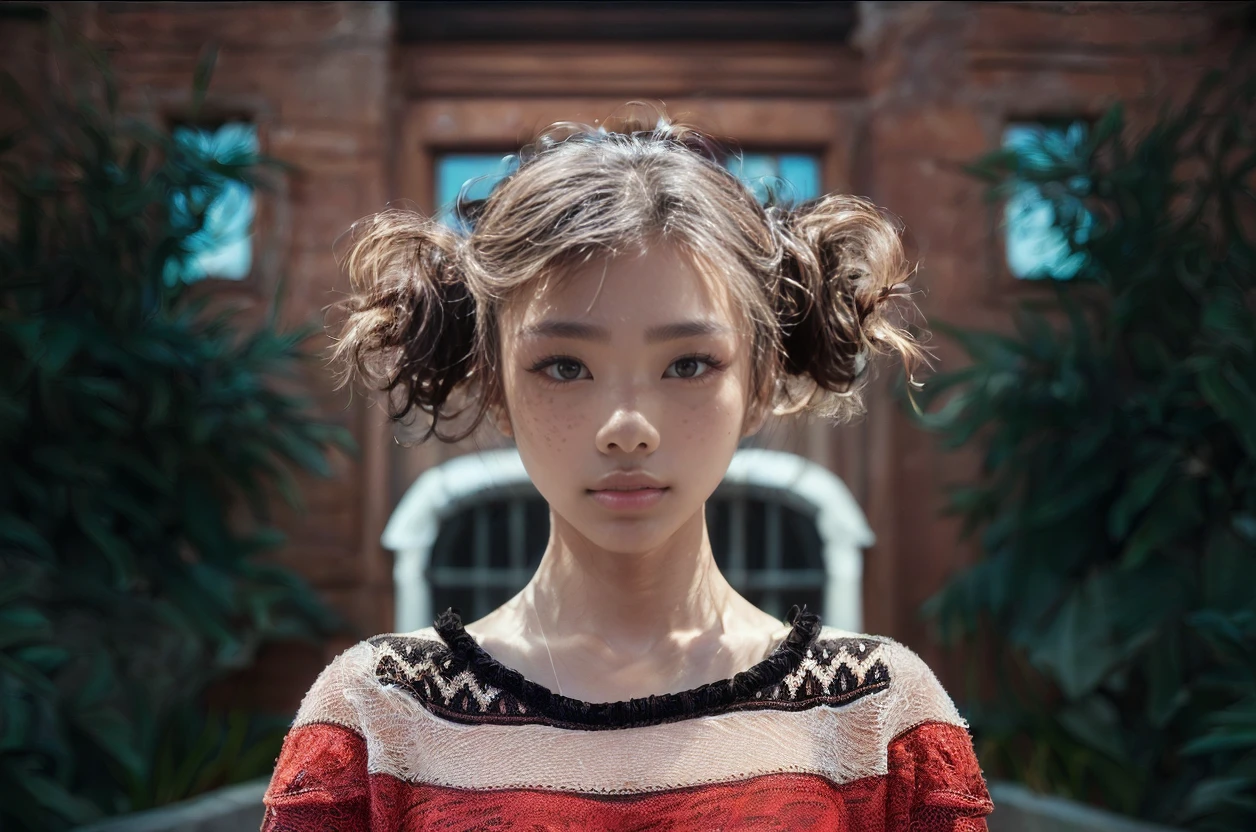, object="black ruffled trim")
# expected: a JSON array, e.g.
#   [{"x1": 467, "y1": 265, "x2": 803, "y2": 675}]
[{"x1": 432, "y1": 603, "x2": 822, "y2": 729}]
